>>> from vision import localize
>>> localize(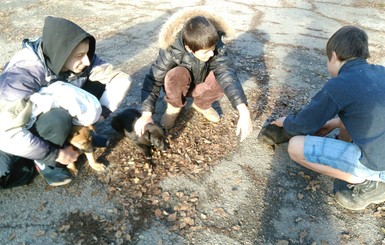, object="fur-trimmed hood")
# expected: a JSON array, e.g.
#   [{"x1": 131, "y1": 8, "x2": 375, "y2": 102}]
[{"x1": 158, "y1": 7, "x2": 234, "y2": 49}]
